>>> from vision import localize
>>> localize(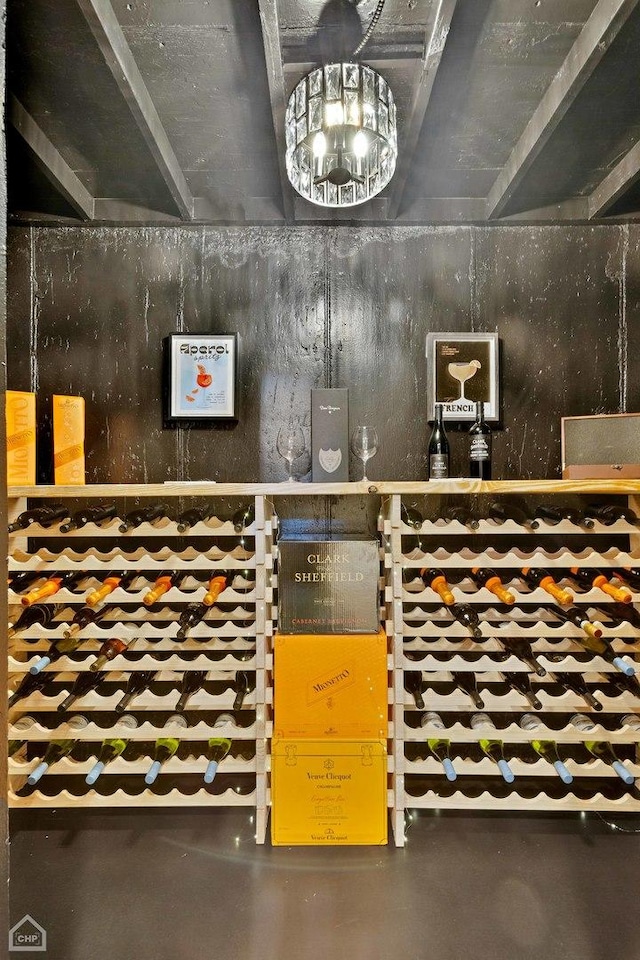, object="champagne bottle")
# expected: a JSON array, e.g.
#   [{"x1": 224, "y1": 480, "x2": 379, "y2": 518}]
[
  {"x1": 57, "y1": 671, "x2": 108, "y2": 712},
  {"x1": 233, "y1": 671, "x2": 254, "y2": 710},
  {"x1": 500, "y1": 638, "x2": 546, "y2": 677},
  {"x1": 8, "y1": 603, "x2": 63, "y2": 639},
  {"x1": 502, "y1": 671, "x2": 542, "y2": 709},
  {"x1": 27, "y1": 715, "x2": 89, "y2": 785},
  {"x1": 176, "y1": 507, "x2": 208, "y2": 533},
  {"x1": 489, "y1": 502, "x2": 539, "y2": 530},
  {"x1": 401, "y1": 504, "x2": 424, "y2": 530},
  {"x1": 118, "y1": 502, "x2": 169, "y2": 533},
  {"x1": 583, "y1": 740, "x2": 635, "y2": 784},
  {"x1": 29, "y1": 633, "x2": 83, "y2": 675},
  {"x1": 442, "y1": 505, "x2": 480, "y2": 530},
  {"x1": 63, "y1": 604, "x2": 108, "y2": 639},
  {"x1": 568, "y1": 568, "x2": 632, "y2": 604},
  {"x1": 584, "y1": 504, "x2": 639, "y2": 526},
  {"x1": 419, "y1": 567, "x2": 455, "y2": 605},
  {"x1": 21, "y1": 571, "x2": 86, "y2": 607},
  {"x1": 452, "y1": 672, "x2": 484, "y2": 708},
  {"x1": 471, "y1": 567, "x2": 515, "y2": 604},
  {"x1": 85, "y1": 715, "x2": 139, "y2": 785},
  {"x1": 468, "y1": 401, "x2": 491, "y2": 480},
  {"x1": 420, "y1": 711, "x2": 457, "y2": 781},
  {"x1": 90, "y1": 637, "x2": 134, "y2": 672},
  {"x1": 8, "y1": 671, "x2": 56, "y2": 707},
  {"x1": 114, "y1": 670, "x2": 156, "y2": 713},
  {"x1": 204, "y1": 713, "x2": 234, "y2": 783},
  {"x1": 449, "y1": 602, "x2": 482, "y2": 638},
  {"x1": 143, "y1": 571, "x2": 182, "y2": 607},
  {"x1": 550, "y1": 605, "x2": 604, "y2": 638},
  {"x1": 144, "y1": 714, "x2": 188, "y2": 784},
  {"x1": 232, "y1": 504, "x2": 255, "y2": 533},
  {"x1": 470, "y1": 713, "x2": 514, "y2": 782},
  {"x1": 428, "y1": 403, "x2": 450, "y2": 479},
  {"x1": 85, "y1": 570, "x2": 138, "y2": 607},
  {"x1": 519, "y1": 713, "x2": 573, "y2": 783},
  {"x1": 534, "y1": 505, "x2": 594, "y2": 530},
  {"x1": 175, "y1": 671, "x2": 208, "y2": 711},
  {"x1": 59, "y1": 502, "x2": 117, "y2": 533},
  {"x1": 8, "y1": 715, "x2": 37, "y2": 756},
  {"x1": 8, "y1": 504, "x2": 70, "y2": 533},
  {"x1": 554, "y1": 672, "x2": 603, "y2": 711},
  {"x1": 404, "y1": 671, "x2": 425, "y2": 709},
  {"x1": 177, "y1": 602, "x2": 208, "y2": 640},
  {"x1": 203, "y1": 573, "x2": 228, "y2": 606},
  {"x1": 521, "y1": 568, "x2": 573, "y2": 605}
]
